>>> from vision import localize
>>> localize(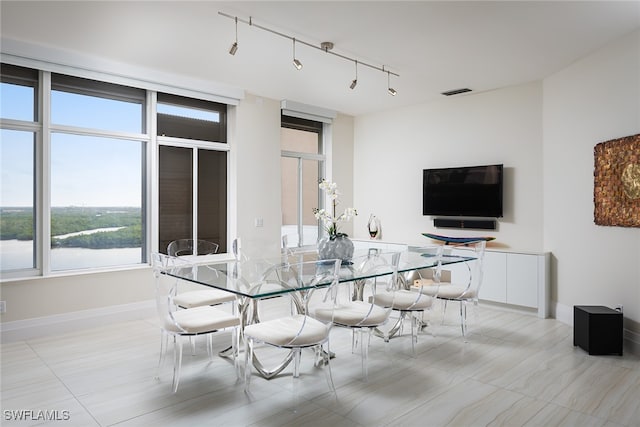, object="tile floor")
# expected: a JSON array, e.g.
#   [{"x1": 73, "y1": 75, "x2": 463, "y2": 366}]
[{"x1": 2, "y1": 302, "x2": 639, "y2": 426}]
